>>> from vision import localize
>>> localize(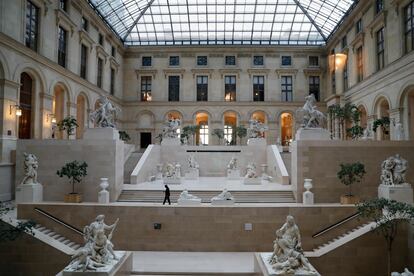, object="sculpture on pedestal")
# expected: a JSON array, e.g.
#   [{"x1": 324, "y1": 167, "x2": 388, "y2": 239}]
[
  {"x1": 269, "y1": 215, "x2": 317, "y2": 275},
  {"x1": 392, "y1": 268, "x2": 414, "y2": 276},
  {"x1": 380, "y1": 154, "x2": 408, "y2": 186},
  {"x1": 178, "y1": 189, "x2": 201, "y2": 201},
  {"x1": 394, "y1": 121, "x2": 405, "y2": 141},
  {"x1": 188, "y1": 155, "x2": 199, "y2": 169},
  {"x1": 67, "y1": 215, "x2": 119, "y2": 272},
  {"x1": 211, "y1": 188, "x2": 234, "y2": 202},
  {"x1": 361, "y1": 126, "x2": 373, "y2": 140},
  {"x1": 164, "y1": 163, "x2": 179, "y2": 179},
  {"x1": 89, "y1": 96, "x2": 119, "y2": 128},
  {"x1": 245, "y1": 163, "x2": 257, "y2": 178},
  {"x1": 162, "y1": 118, "x2": 181, "y2": 139},
  {"x1": 247, "y1": 119, "x2": 268, "y2": 138},
  {"x1": 227, "y1": 156, "x2": 238, "y2": 170},
  {"x1": 21, "y1": 153, "x2": 39, "y2": 185},
  {"x1": 296, "y1": 94, "x2": 326, "y2": 128}
]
